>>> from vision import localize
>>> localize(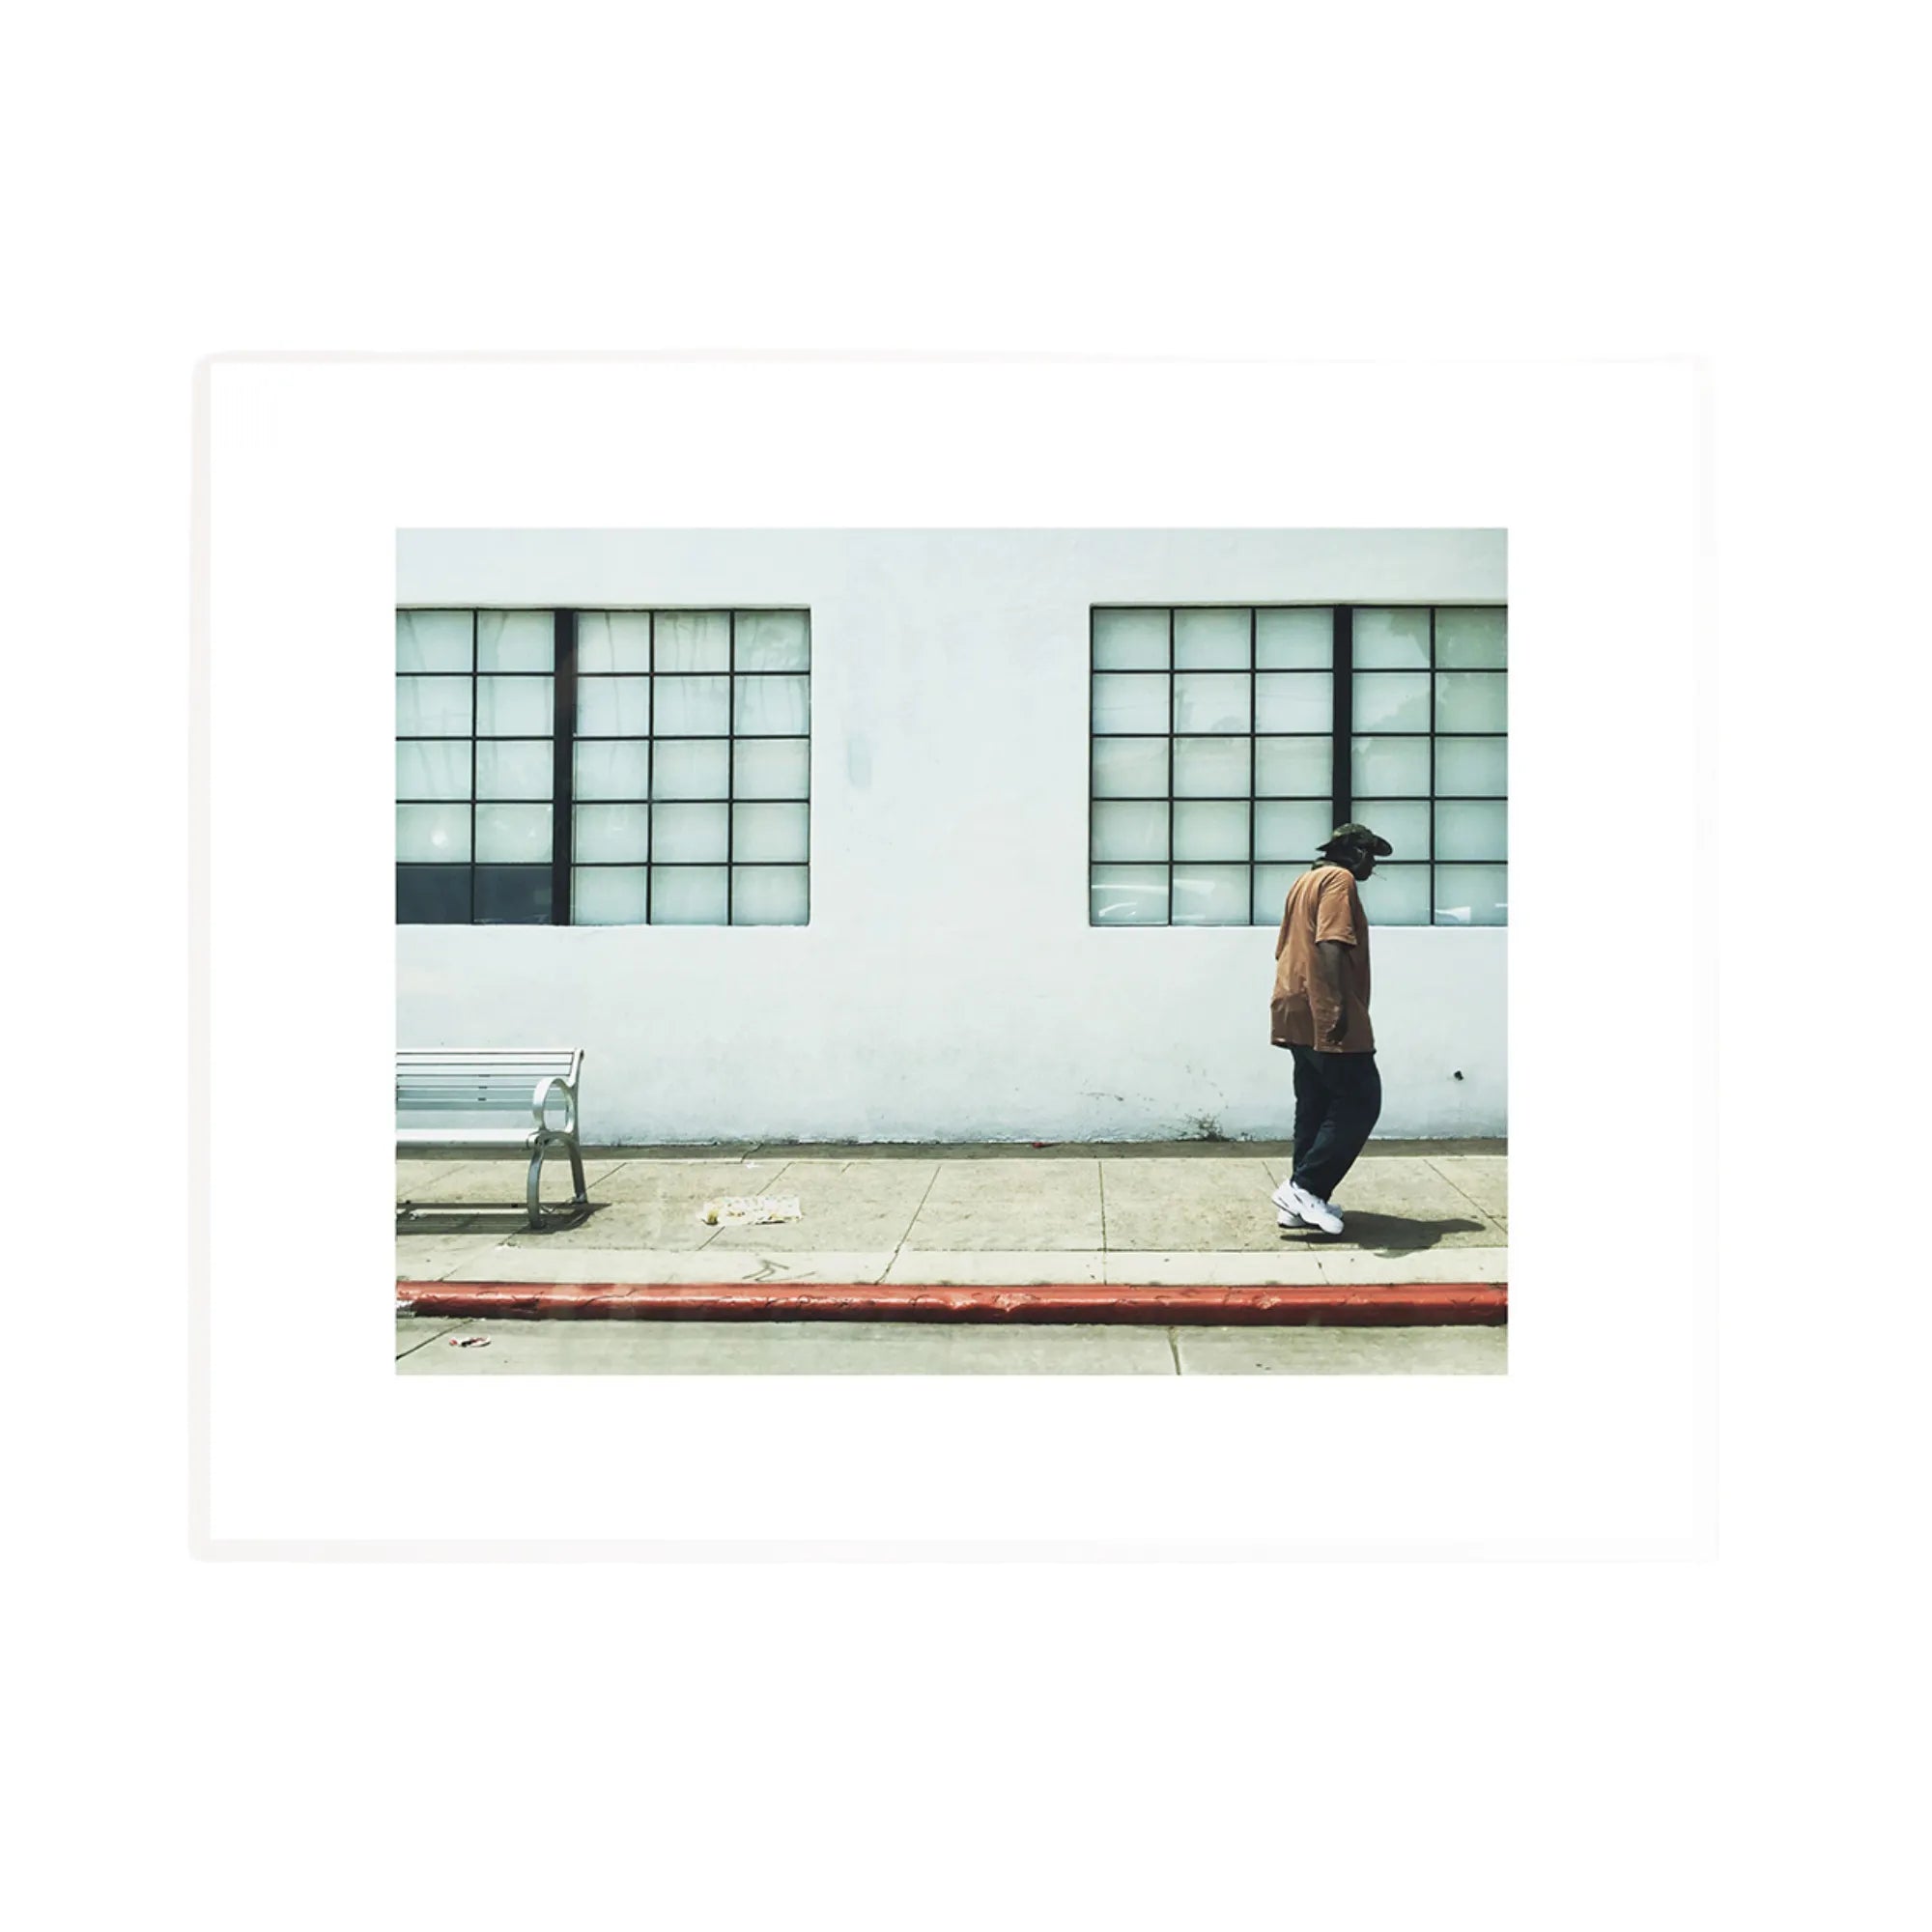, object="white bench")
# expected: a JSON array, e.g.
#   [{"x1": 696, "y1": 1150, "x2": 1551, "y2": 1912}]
[{"x1": 396, "y1": 1049, "x2": 589, "y2": 1229}]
